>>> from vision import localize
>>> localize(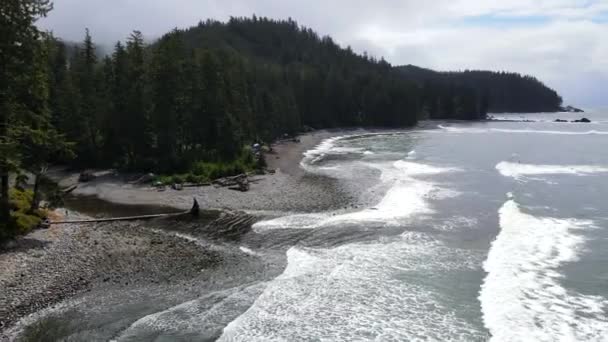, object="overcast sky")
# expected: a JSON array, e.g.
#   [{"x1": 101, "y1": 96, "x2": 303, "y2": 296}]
[{"x1": 38, "y1": 0, "x2": 608, "y2": 108}]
